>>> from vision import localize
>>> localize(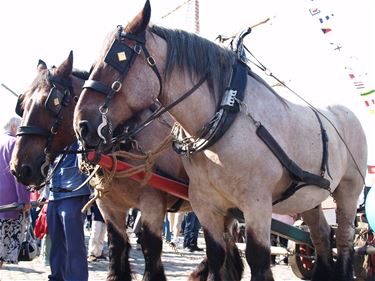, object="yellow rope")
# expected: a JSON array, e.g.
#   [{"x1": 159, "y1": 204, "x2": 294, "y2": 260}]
[
  {"x1": 104, "y1": 133, "x2": 173, "y2": 185},
  {"x1": 81, "y1": 133, "x2": 174, "y2": 212}
]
